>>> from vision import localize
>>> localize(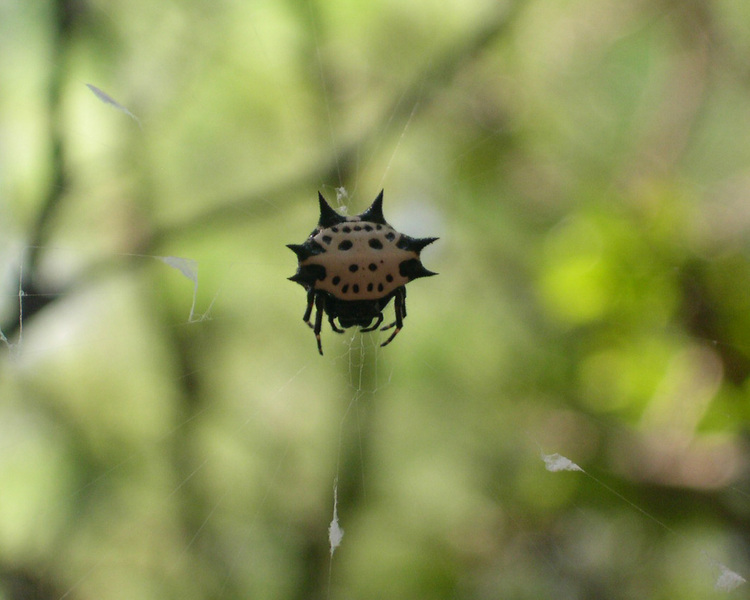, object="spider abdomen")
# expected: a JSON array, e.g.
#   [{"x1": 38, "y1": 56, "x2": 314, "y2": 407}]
[{"x1": 307, "y1": 225, "x2": 417, "y2": 300}]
